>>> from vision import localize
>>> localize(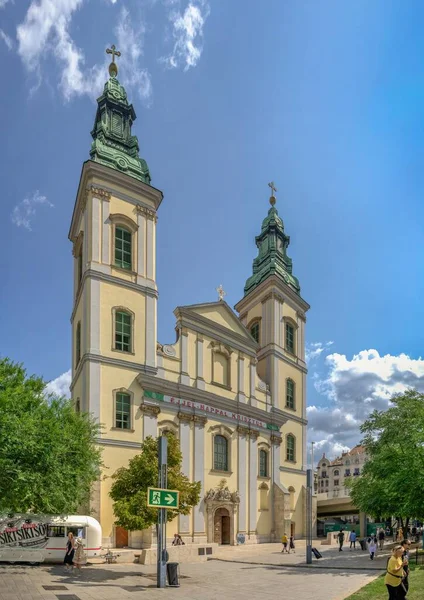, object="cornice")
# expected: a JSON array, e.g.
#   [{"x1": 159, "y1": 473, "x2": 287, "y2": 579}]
[
  {"x1": 97, "y1": 437, "x2": 142, "y2": 449},
  {"x1": 234, "y1": 275, "x2": 310, "y2": 316},
  {"x1": 136, "y1": 373, "x2": 287, "y2": 429},
  {"x1": 257, "y1": 345, "x2": 308, "y2": 375},
  {"x1": 279, "y1": 465, "x2": 307, "y2": 476},
  {"x1": 70, "y1": 353, "x2": 157, "y2": 391},
  {"x1": 270, "y1": 406, "x2": 307, "y2": 426},
  {"x1": 70, "y1": 268, "x2": 158, "y2": 323},
  {"x1": 69, "y1": 160, "x2": 163, "y2": 242}
]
